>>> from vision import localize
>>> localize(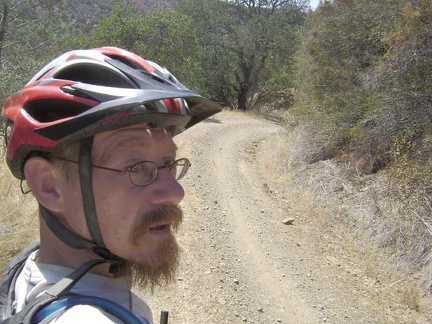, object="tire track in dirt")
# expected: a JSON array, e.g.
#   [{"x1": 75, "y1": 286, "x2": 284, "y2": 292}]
[
  {"x1": 145, "y1": 114, "x2": 320, "y2": 323},
  {"x1": 205, "y1": 118, "x2": 318, "y2": 323}
]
